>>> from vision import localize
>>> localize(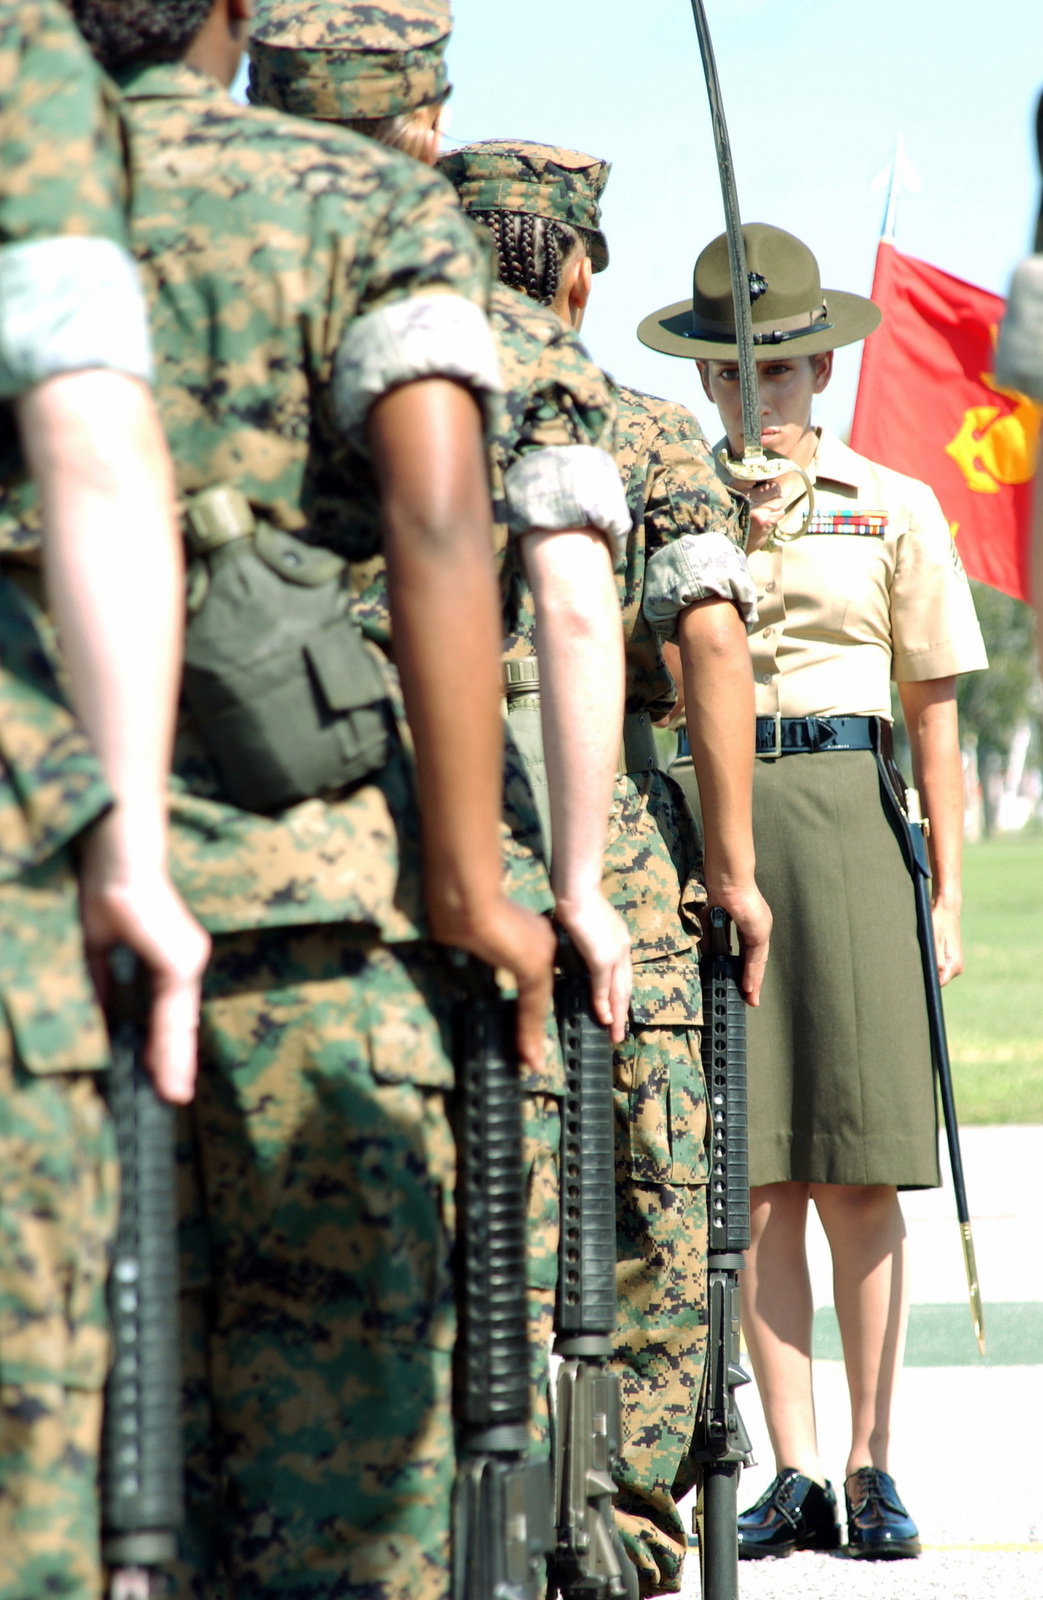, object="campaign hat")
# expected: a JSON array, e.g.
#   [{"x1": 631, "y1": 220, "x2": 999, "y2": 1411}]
[{"x1": 638, "y1": 223, "x2": 880, "y2": 360}]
